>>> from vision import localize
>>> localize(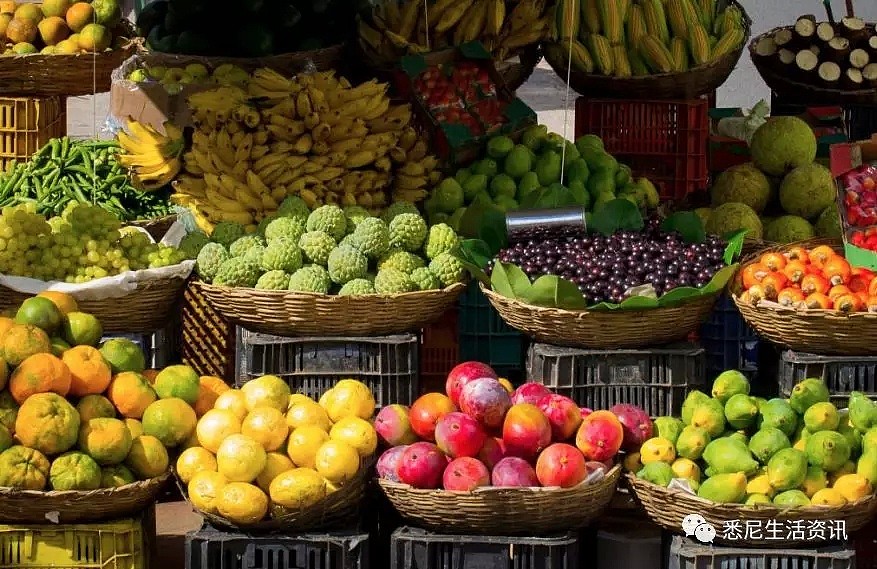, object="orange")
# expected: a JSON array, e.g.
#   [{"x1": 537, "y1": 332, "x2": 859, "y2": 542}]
[
  {"x1": 98, "y1": 338, "x2": 145, "y2": 374},
  {"x1": 36, "y1": 291, "x2": 78, "y2": 315},
  {"x1": 153, "y1": 365, "x2": 200, "y2": 405},
  {"x1": 64, "y1": 1, "x2": 91, "y2": 32},
  {"x1": 141, "y1": 398, "x2": 196, "y2": 448},
  {"x1": 216, "y1": 434, "x2": 267, "y2": 482},
  {"x1": 62, "y1": 312, "x2": 102, "y2": 346},
  {"x1": 124, "y1": 435, "x2": 169, "y2": 479},
  {"x1": 241, "y1": 375, "x2": 290, "y2": 412},
  {"x1": 194, "y1": 376, "x2": 230, "y2": 417},
  {"x1": 241, "y1": 407, "x2": 288, "y2": 452},
  {"x1": 286, "y1": 425, "x2": 328, "y2": 469},
  {"x1": 313, "y1": 440, "x2": 360, "y2": 484},
  {"x1": 62, "y1": 345, "x2": 111, "y2": 396},
  {"x1": 78, "y1": 417, "x2": 132, "y2": 465},
  {"x1": 329, "y1": 416, "x2": 377, "y2": 457},
  {"x1": 13, "y1": 3, "x2": 41, "y2": 23},
  {"x1": 0, "y1": 445, "x2": 50, "y2": 490},
  {"x1": 0, "y1": 323, "x2": 51, "y2": 366},
  {"x1": 14, "y1": 392, "x2": 80, "y2": 455},
  {"x1": 214, "y1": 390, "x2": 248, "y2": 421},
  {"x1": 0, "y1": 1, "x2": 16, "y2": 15},
  {"x1": 40, "y1": 0, "x2": 71, "y2": 18},
  {"x1": 0, "y1": 317, "x2": 15, "y2": 338},
  {"x1": 269, "y1": 467, "x2": 327, "y2": 510},
  {"x1": 286, "y1": 401, "x2": 331, "y2": 432},
  {"x1": 124, "y1": 418, "x2": 143, "y2": 439},
  {"x1": 106, "y1": 371, "x2": 157, "y2": 419},
  {"x1": 77, "y1": 22, "x2": 108, "y2": 51},
  {"x1": 15, "y1": 296, "x2": 62, "y2": 335},
  {"x1": 76, "y1": 394, "x2": 116, "y2": 422},
  {"x1": 9, "y1": 352, "x2": 71, "y2": 403},
  {"x1": 100, "y1": 464, "x2": 135, "y2": 487}
]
